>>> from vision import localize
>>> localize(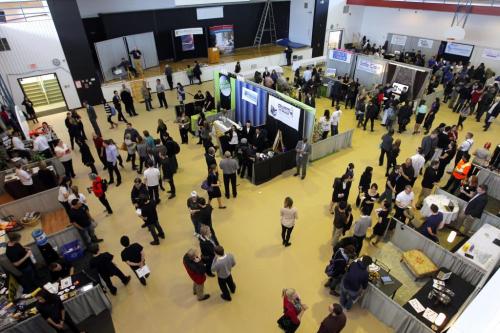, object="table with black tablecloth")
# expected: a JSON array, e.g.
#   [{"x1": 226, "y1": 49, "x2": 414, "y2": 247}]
[
  {"x1": 3, "y1": 167, "x2": 57, "y2": 199},
  {"x1": 403, "y1": 268, "x2": 475, "y2": 332},
  {"x1": 252, "y1": 150, "x2": 296, "y2": 185}
]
